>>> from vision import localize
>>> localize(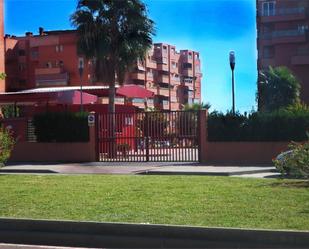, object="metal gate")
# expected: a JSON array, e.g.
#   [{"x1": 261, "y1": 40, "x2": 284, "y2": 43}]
[{"x1": 96, "y1": 111, "x2": 200, "y2": 162}]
